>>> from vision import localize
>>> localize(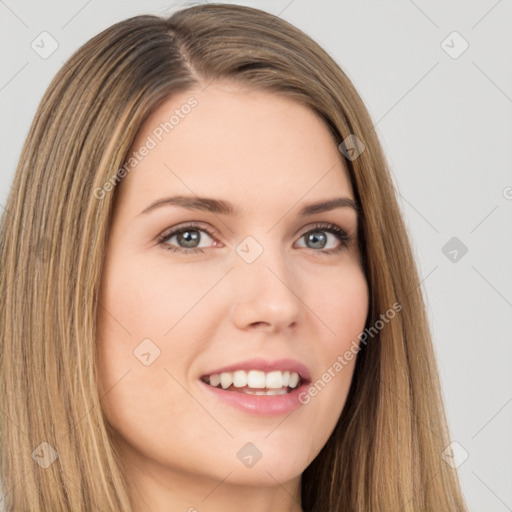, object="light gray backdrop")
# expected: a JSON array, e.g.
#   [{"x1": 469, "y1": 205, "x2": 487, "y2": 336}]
[{"x1": 1, "y1": 1, "x2": 511, "y2": 511}]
